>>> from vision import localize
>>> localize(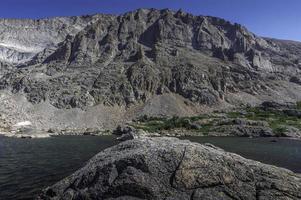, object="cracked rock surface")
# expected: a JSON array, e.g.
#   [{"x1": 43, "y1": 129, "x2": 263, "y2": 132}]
[{"x1": 37, "y1": 137, "x2": 301, "y2": 200}]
